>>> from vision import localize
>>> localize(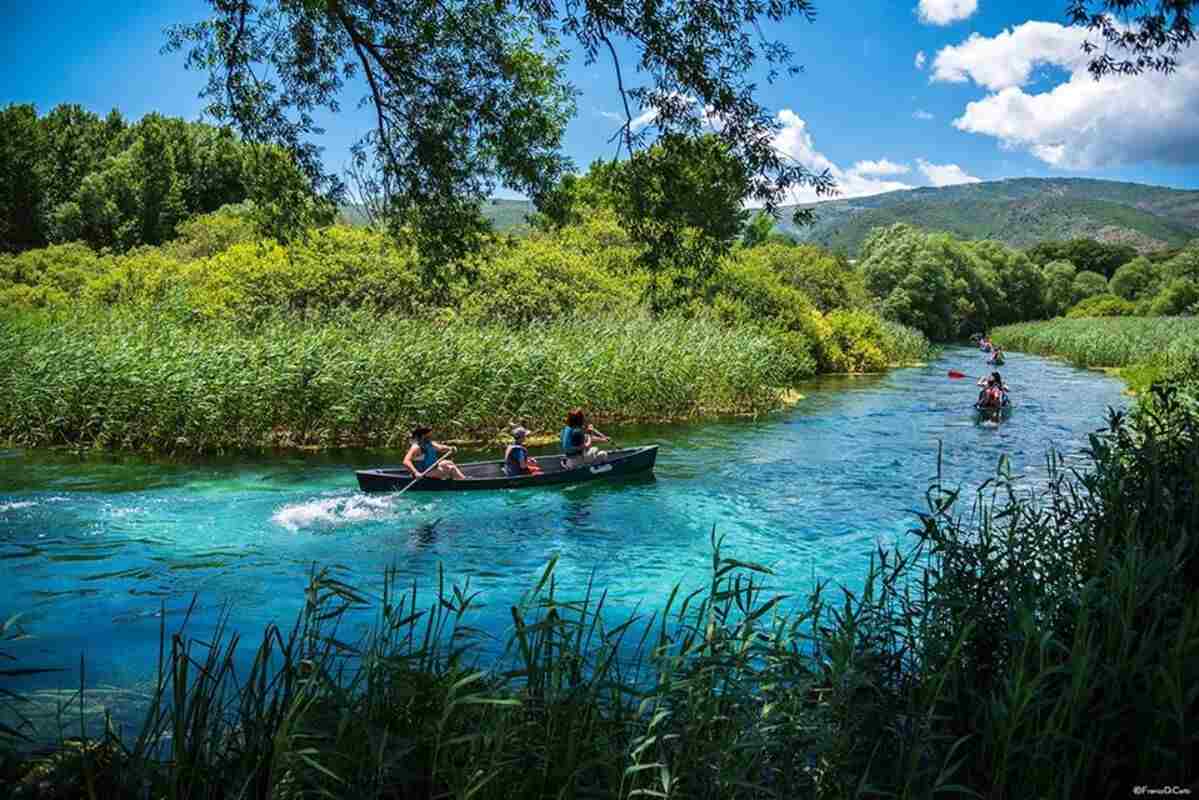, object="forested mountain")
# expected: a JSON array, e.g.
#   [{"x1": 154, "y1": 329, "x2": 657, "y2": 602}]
[{"x1": 771, "y1": 178, "x2": 1199, "y2": 256}]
